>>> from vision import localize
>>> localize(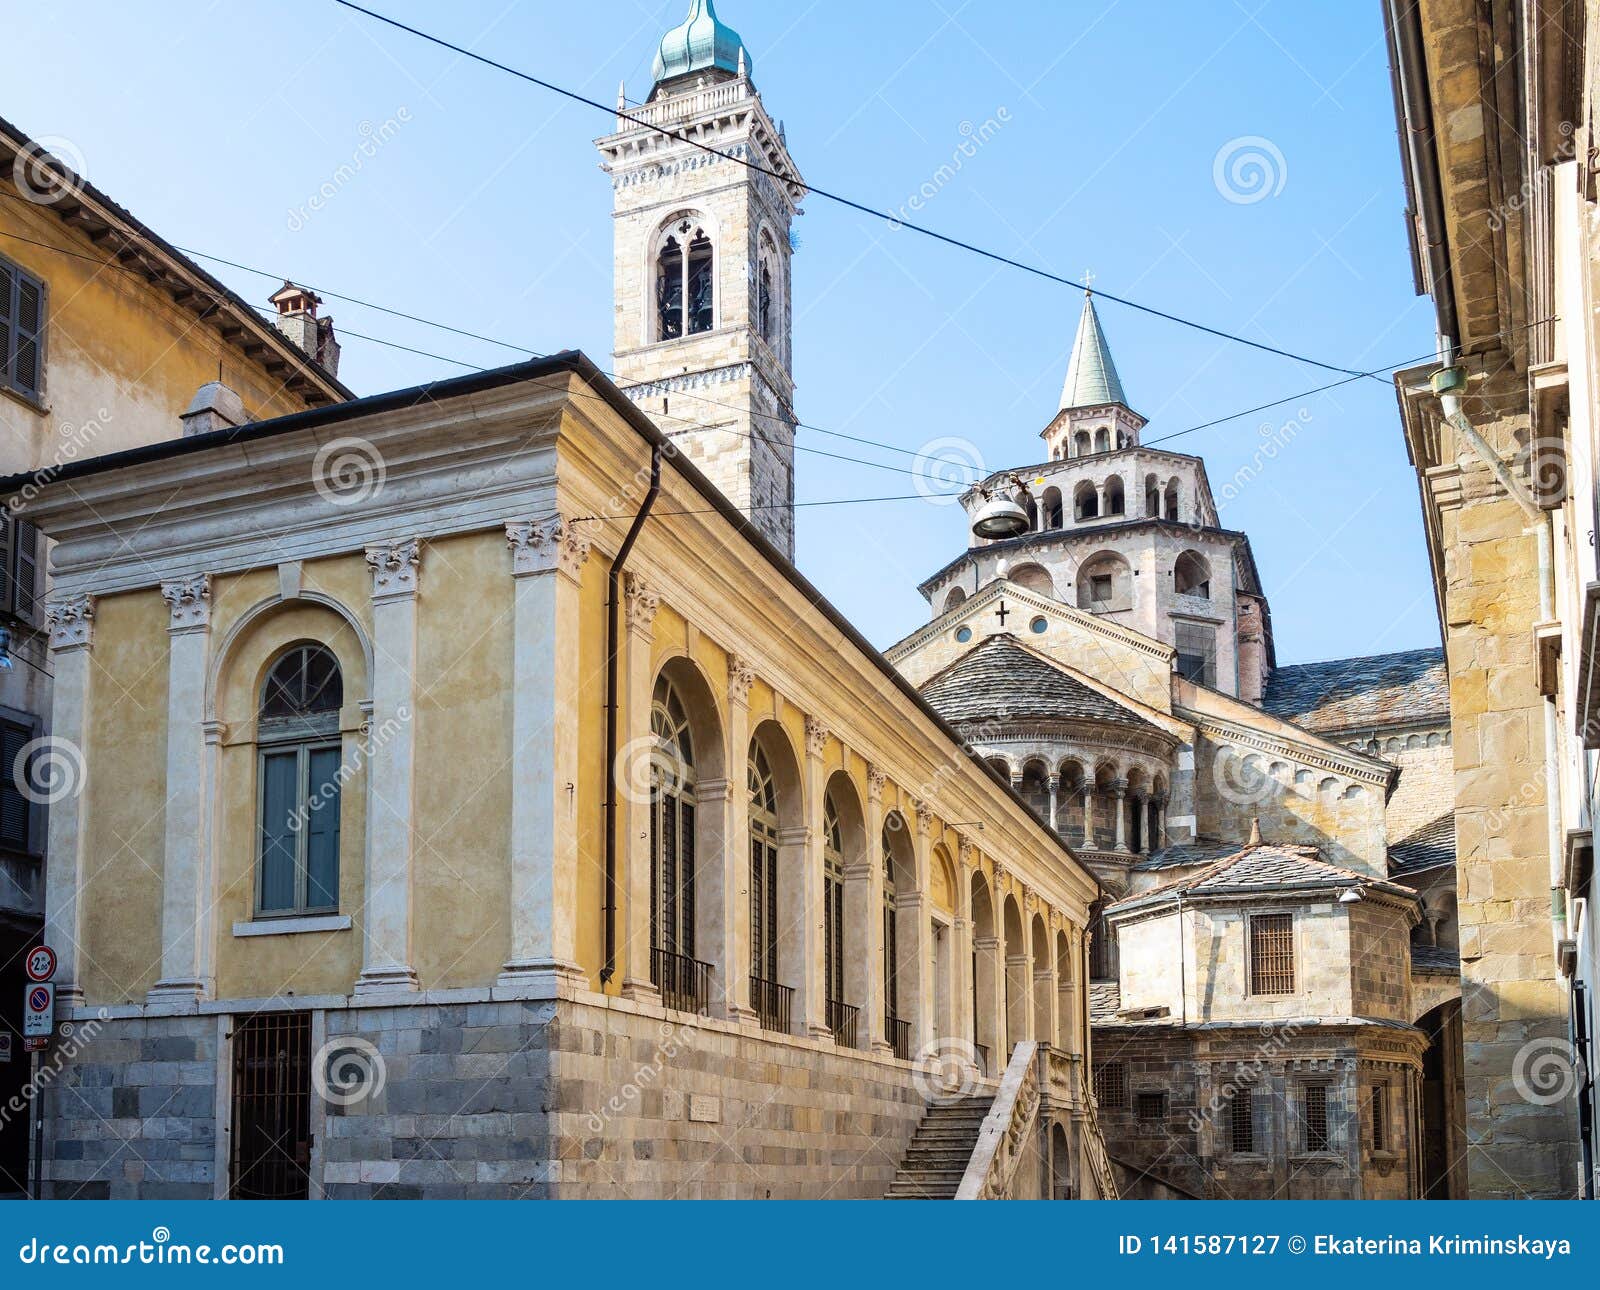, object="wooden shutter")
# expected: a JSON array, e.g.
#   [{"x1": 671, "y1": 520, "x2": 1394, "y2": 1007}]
[
  {"x1": 660, "y1": 793, "x2": 679, "y2": 954},
  {"x1": 749, "y1": 834, "x2": 764, "y2": 975},
  {"x1": 257, "y1": 750, "x2": 300, "y2": 913},
  {"x1": 0, "y1": 720, "x2": 31, "y2": 852},
  {"x1": 13, "y1": 521, "x2": 37, "y2": 623},
  {"x1": 304, "y1": 746, "x2": 341, "y2": 910},
  {"x1": 0, "y1": 519, "x2": 13, "y2": 618},
  {"x1": 13, "y1": 273, "x2": 42, "y2": 396},
  {"x1": 0, "y1": 261, "x2": 12, "y2": 388}
]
